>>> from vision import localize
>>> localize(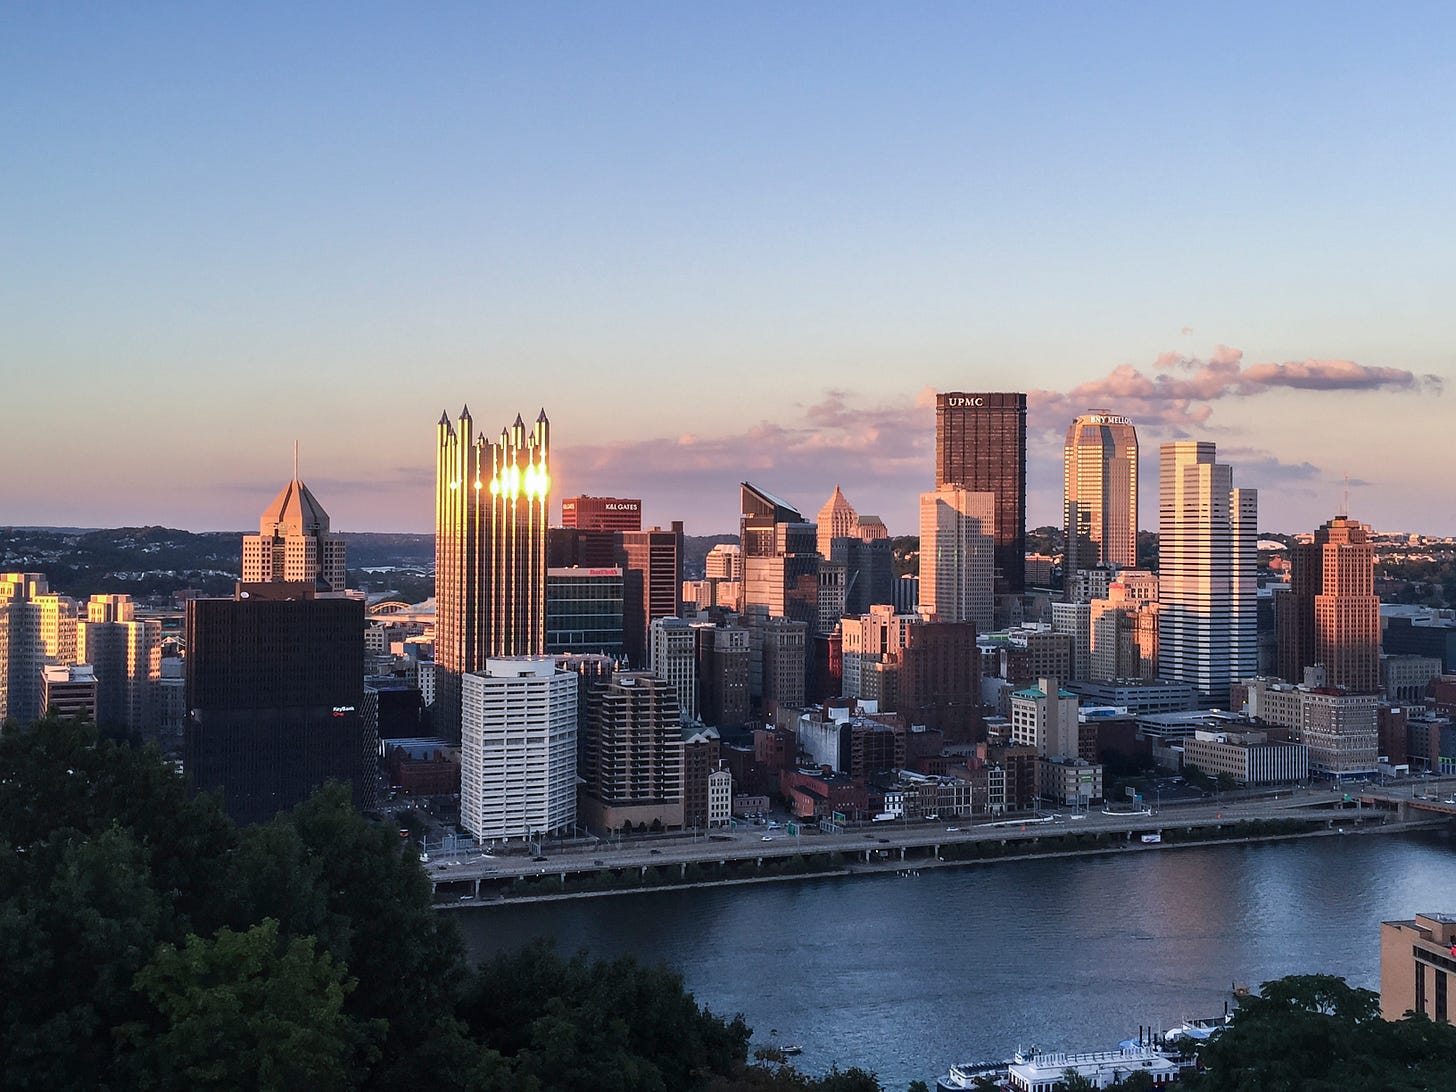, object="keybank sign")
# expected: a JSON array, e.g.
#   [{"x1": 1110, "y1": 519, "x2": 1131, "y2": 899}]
[{"x1": 944, "y1": 396, "x2": 986, "y2": 408}]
